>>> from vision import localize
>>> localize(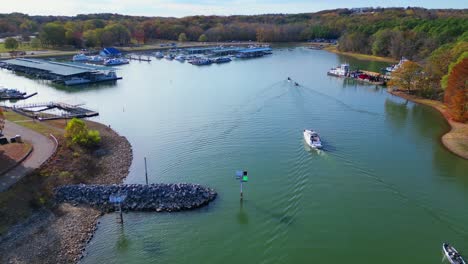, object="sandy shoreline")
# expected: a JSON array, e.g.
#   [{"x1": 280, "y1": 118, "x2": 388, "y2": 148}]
[
  {"x1": 388, "y1": 89, "x2": 468, "y2": 160},
  {"x1": 0, "y1": 120, "x2": 133, "y2": 263}
]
